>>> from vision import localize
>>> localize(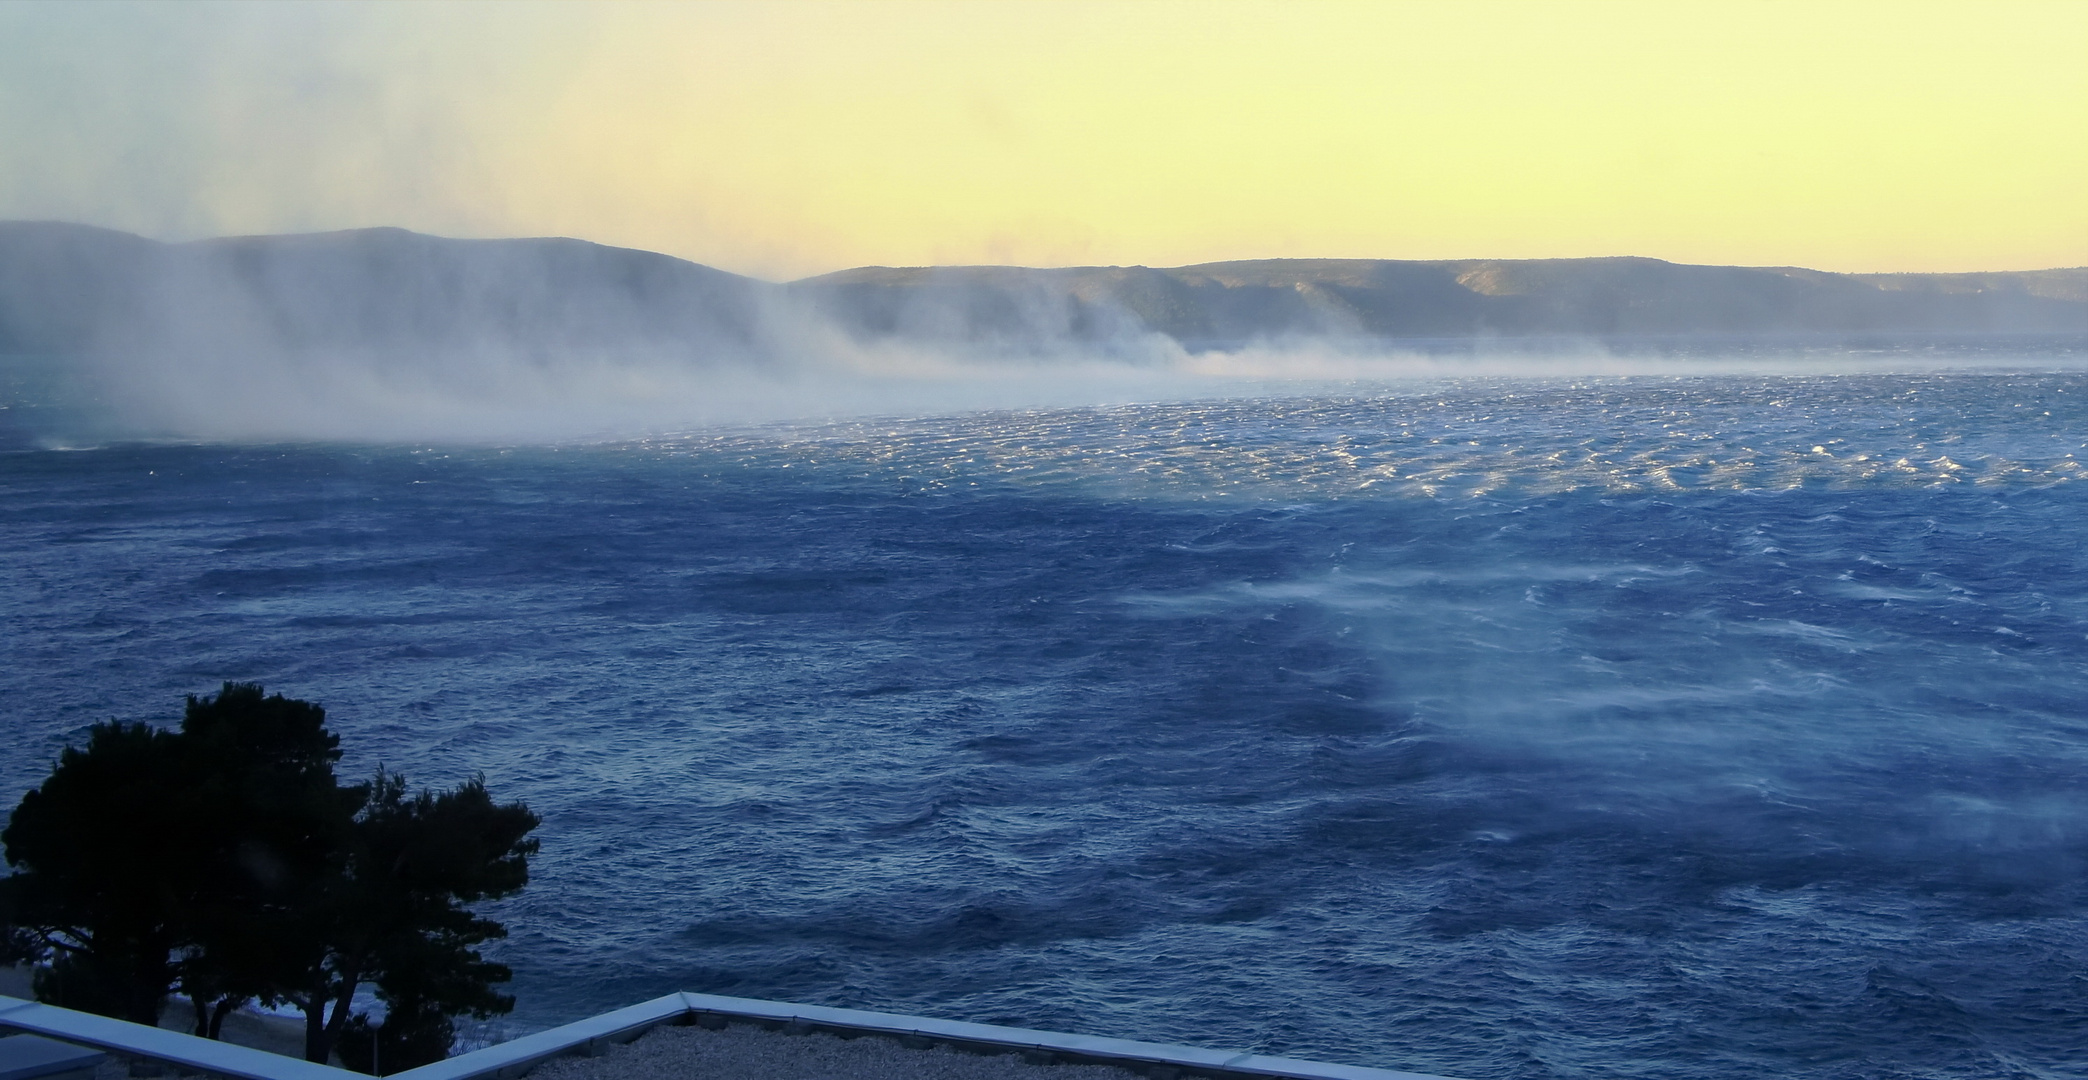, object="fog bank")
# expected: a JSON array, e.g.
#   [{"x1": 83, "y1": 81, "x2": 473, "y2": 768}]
[{"x1": 3, "y1": 221, "x2": 2086, "y2": 444}]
